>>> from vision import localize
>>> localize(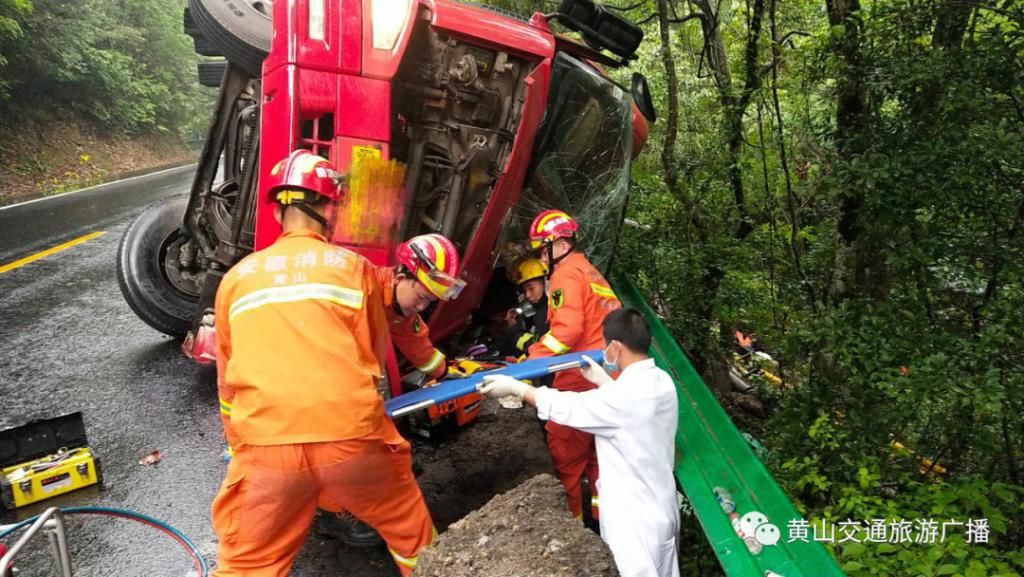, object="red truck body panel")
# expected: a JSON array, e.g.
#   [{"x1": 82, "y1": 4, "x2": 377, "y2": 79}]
[{"x1": 253, "y1": 0, "x2": 558, "y2": 341}]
